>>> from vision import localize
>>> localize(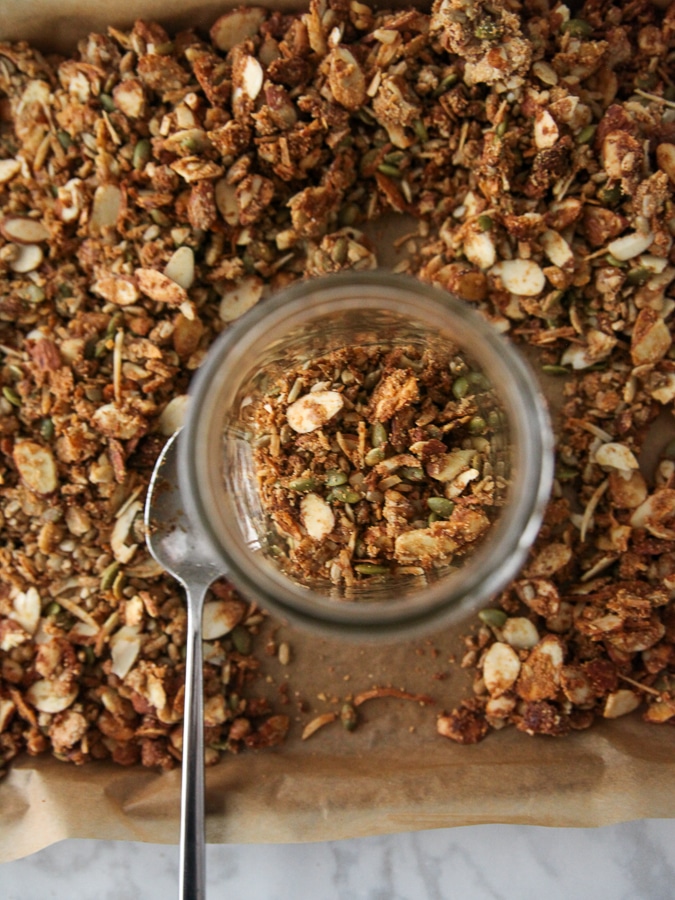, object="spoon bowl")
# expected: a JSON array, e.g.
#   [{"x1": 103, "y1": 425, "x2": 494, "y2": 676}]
[{"x1": 144, "y1": 429, "x2": 226, "y2": 900}]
